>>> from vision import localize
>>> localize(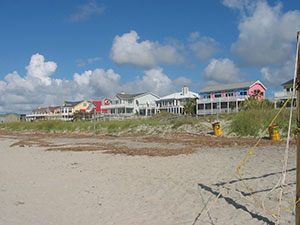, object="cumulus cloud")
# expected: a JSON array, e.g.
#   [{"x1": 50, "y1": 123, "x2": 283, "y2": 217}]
[
  {"x1": 173, "y1": 77, "x2": 192, "y2": 88},
  {"x1": 222, "y1": 0, "x2": 255, "y2": 14},
  {"x1": 204, "y1": 58, "x2": 240, "y2": 84},
  {"x1": 188, "y1": 32, "x2": 219, "y2": 61},
  {"x1": 135, "y1": 68, "x2": 174, "y2": 96},
  {"x1": 110, "y1": 30, "x2": 184, "y2": 68},
  {"x1": 0, "y1": 54, "x2": 186, "y2": 113},
  {"x1": 261, "y1": 58, "x2": 295, "y2": 87},
  {"x1": 67, "y1": 0, "x2": 105, "y2": 22},
  {"x1": 226, "y1": 0, "x2": 300, "y2": 66},
  {"x1": 25, "y1": 54, "x2": 57, "y2": 86}
]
